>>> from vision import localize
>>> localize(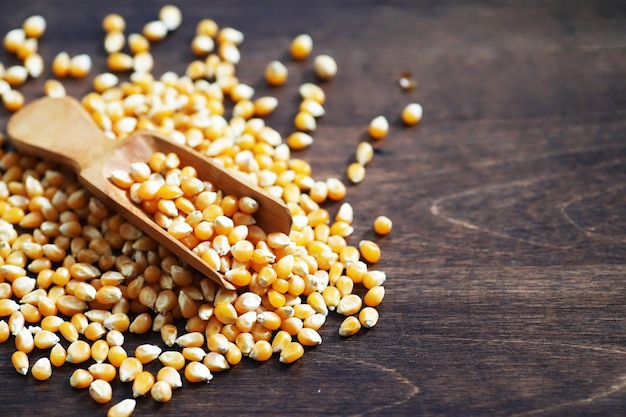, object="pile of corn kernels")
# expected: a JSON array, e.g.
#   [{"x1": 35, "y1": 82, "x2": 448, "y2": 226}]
[{"x1": 0, "y1": 5, "x2": 422, "y2": 417}]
